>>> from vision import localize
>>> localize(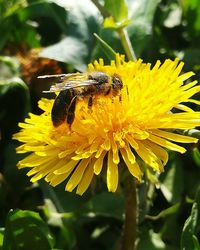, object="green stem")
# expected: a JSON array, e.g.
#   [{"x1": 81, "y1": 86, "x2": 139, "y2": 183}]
[
  {"x1": 91, "y1": 0, "x2": 109, "y2": 18},
  {"x1": 118, "y1": 28, "x2": 137, "y2": 61},
  {"x1": 94, "y1": 33, "x2": 117, "y2": 59},
  {"x1": 121, "y1": 175, "x2": 137, "y2": 250},
  {"x1": 91, "y1": 0, "x2": 137, "y2": 61}
]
